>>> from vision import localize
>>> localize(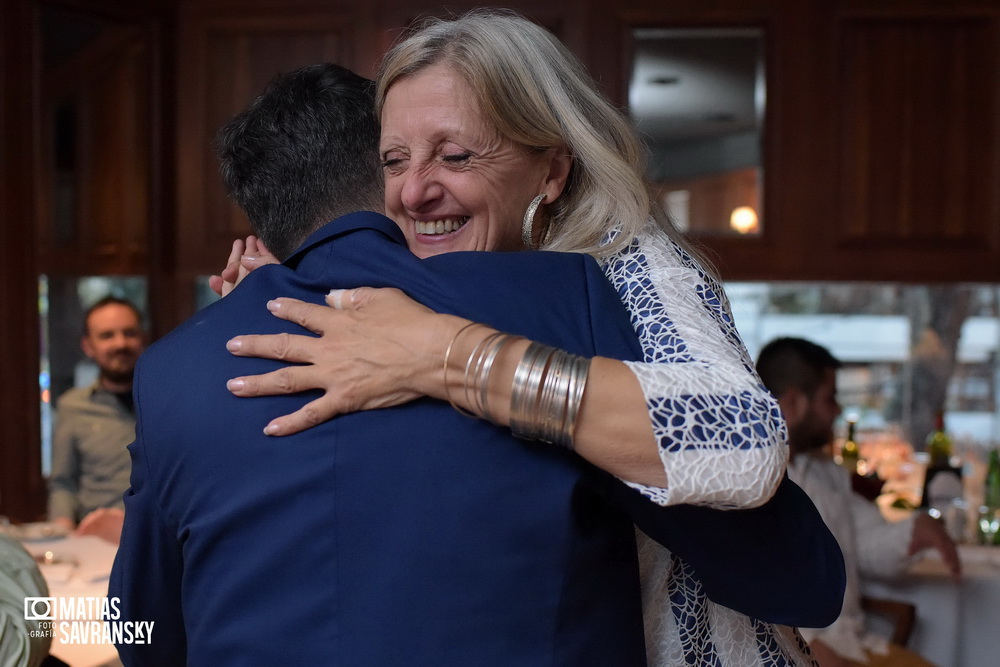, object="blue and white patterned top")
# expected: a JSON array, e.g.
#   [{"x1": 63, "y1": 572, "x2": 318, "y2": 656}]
[{"x1": 599, "y1": 222, "x2": 815, "y2": 666}]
